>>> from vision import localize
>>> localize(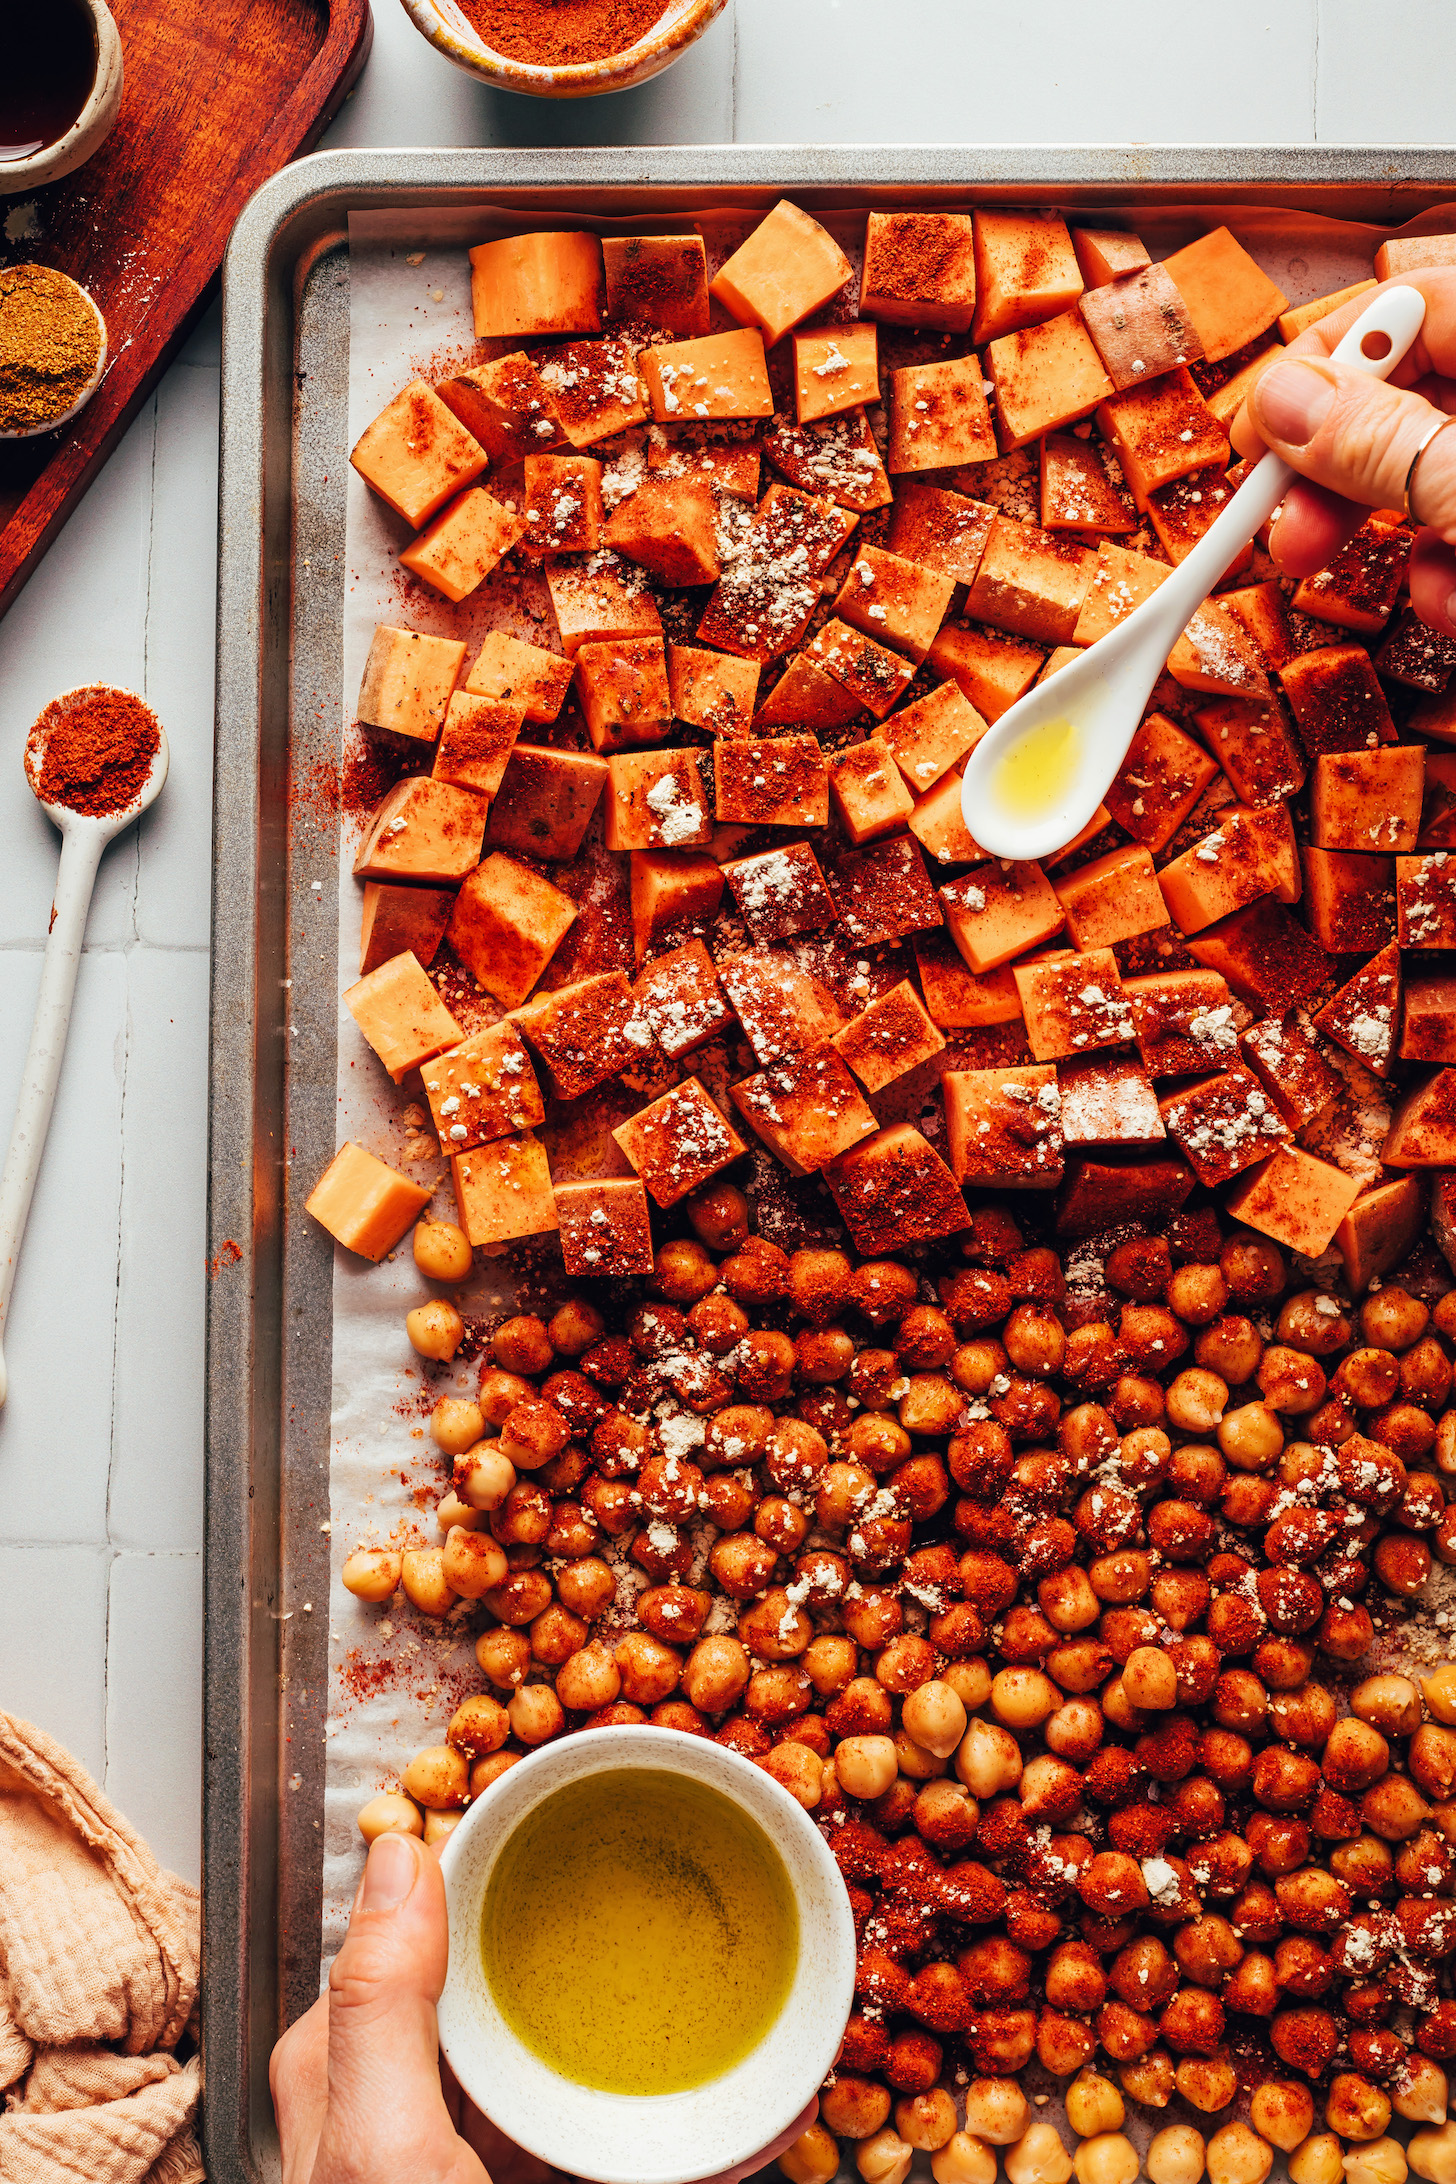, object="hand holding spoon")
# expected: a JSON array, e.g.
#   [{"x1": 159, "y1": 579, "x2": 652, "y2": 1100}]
[
  {"x1": 959, "y1": 285, "x2": 1430, "y2": 862},
  {"x1": 0, "y1": 689, "x2": 169, "y2": 1408}
]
